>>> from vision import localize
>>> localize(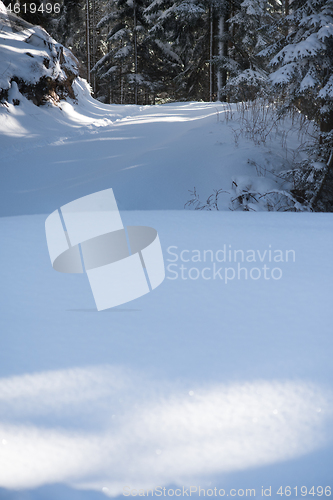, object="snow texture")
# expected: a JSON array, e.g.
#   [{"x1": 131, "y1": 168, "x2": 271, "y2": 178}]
[
  {"x1": 0, "y1": 210, "x2": 332, "y2": 499},
  {"x1": 0, "y1": 10, "x2": 332, "y2": 498}
]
